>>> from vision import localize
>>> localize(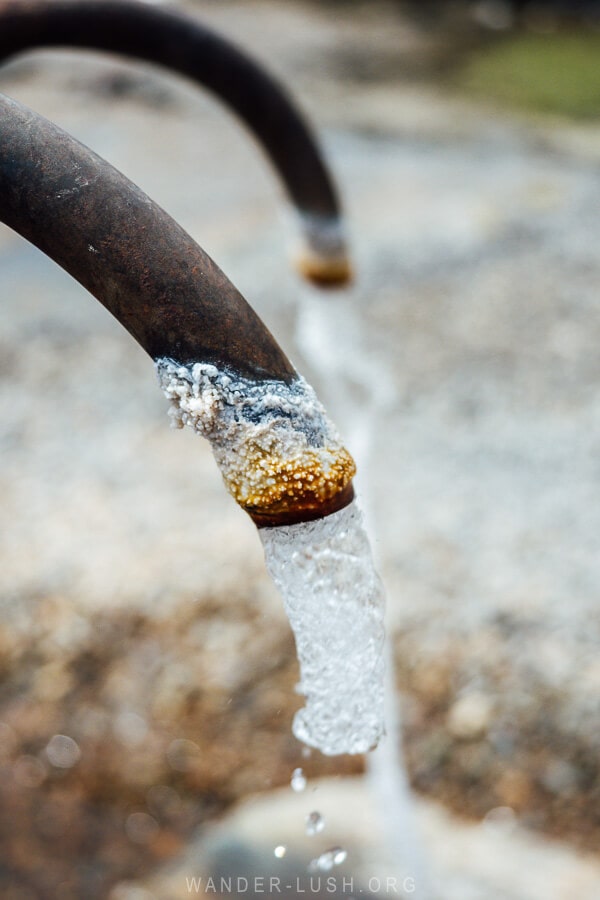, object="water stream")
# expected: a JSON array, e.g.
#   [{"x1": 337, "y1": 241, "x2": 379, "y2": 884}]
[
  {"x1": 157, "y1": 281, "x2": 428, "y2": 893},
  {"x1": 259, "y1": 500, "x2": 386, "y2": 756},
  {"x1": 293, "y1": 285, "x2": 430, "y2": 897}
]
